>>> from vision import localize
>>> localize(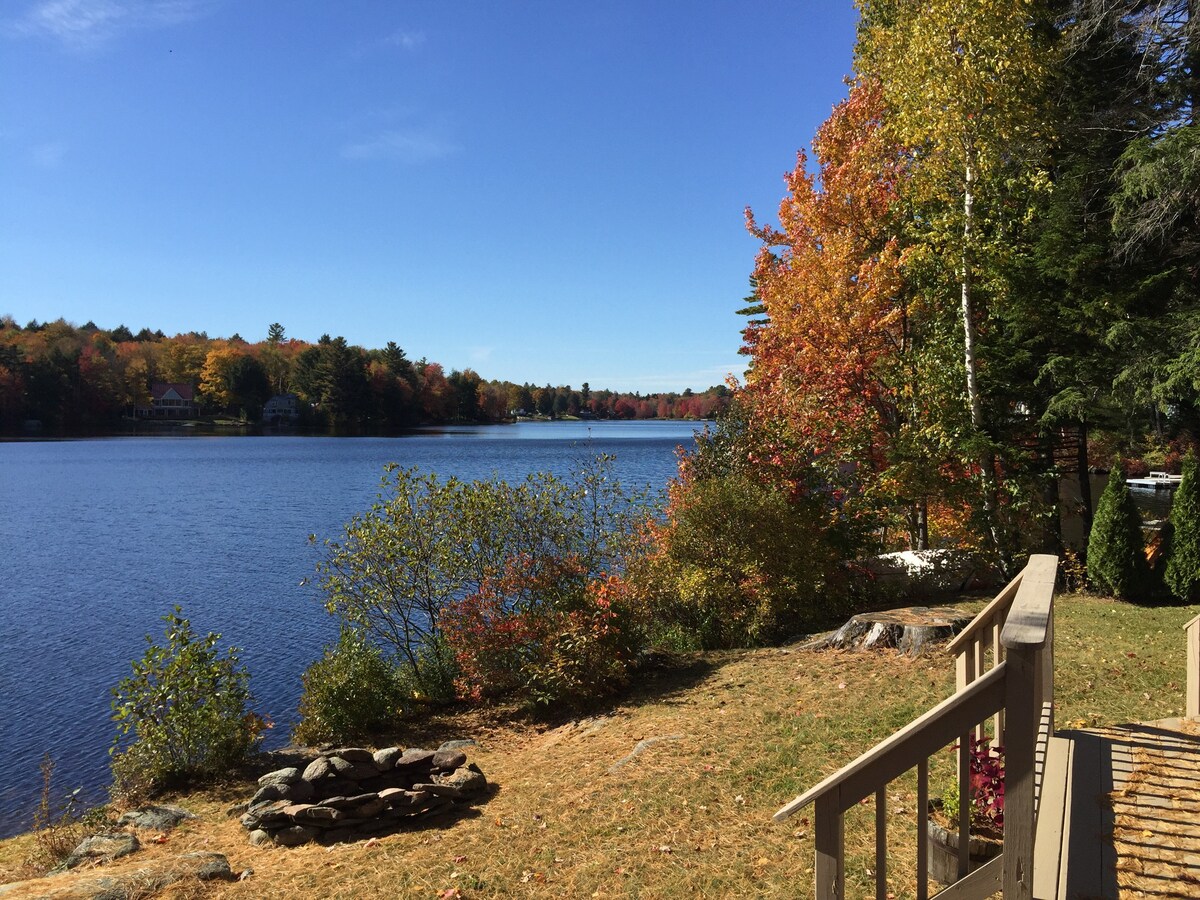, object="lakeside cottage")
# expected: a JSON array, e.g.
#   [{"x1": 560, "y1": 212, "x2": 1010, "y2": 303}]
[
  {"x1": 137, "y1": 383, "x2": 200, "y2": 419},
  {"x1": 263, "y1": 393, "x2": 300, "y2": 424}
]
